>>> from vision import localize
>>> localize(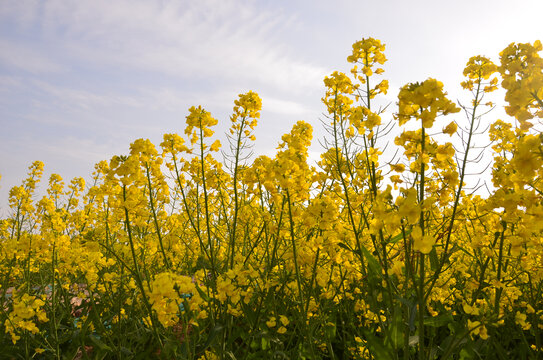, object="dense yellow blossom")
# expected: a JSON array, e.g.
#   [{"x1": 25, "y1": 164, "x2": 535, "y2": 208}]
[{"x1": 1, "y1": 36, "x2": 542, "y2": 359}]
